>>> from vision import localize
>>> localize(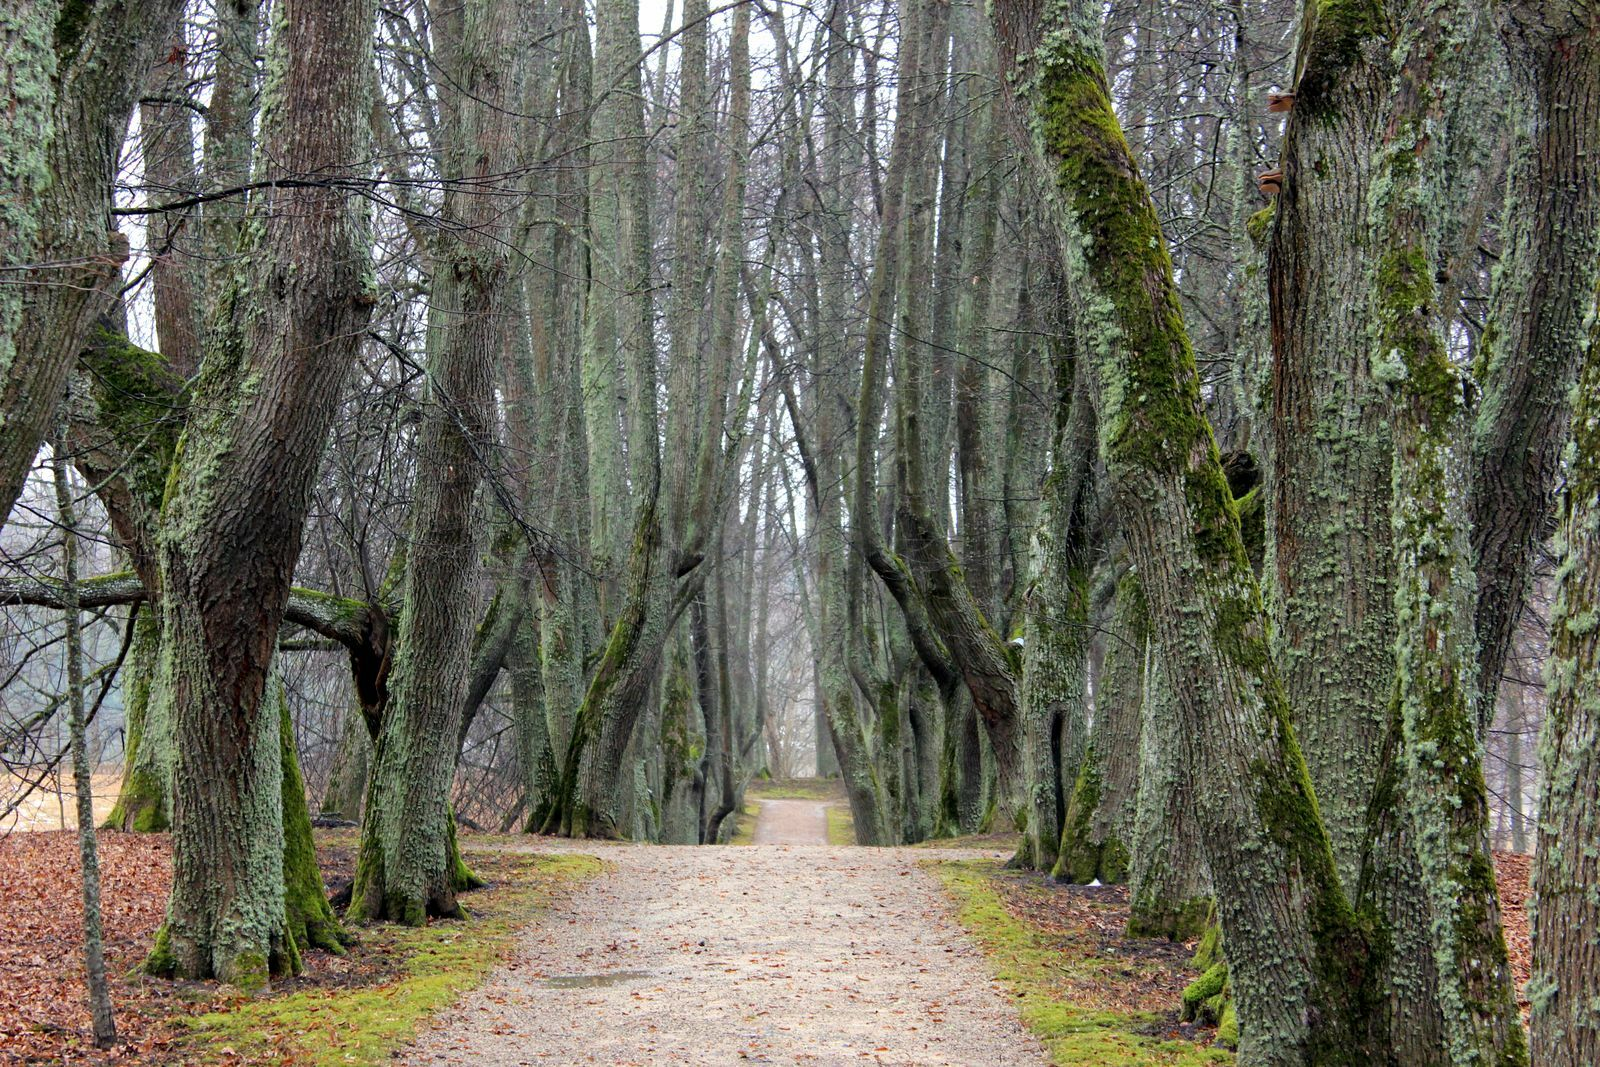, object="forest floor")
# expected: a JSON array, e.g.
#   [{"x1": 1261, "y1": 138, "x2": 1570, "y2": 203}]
[
  {"x1": 0, "y1": 830, "x2": 598, "y2": 1065},
  {"x1": 1, "y1": 818, "x2": 1536, "y2": 1066}
]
